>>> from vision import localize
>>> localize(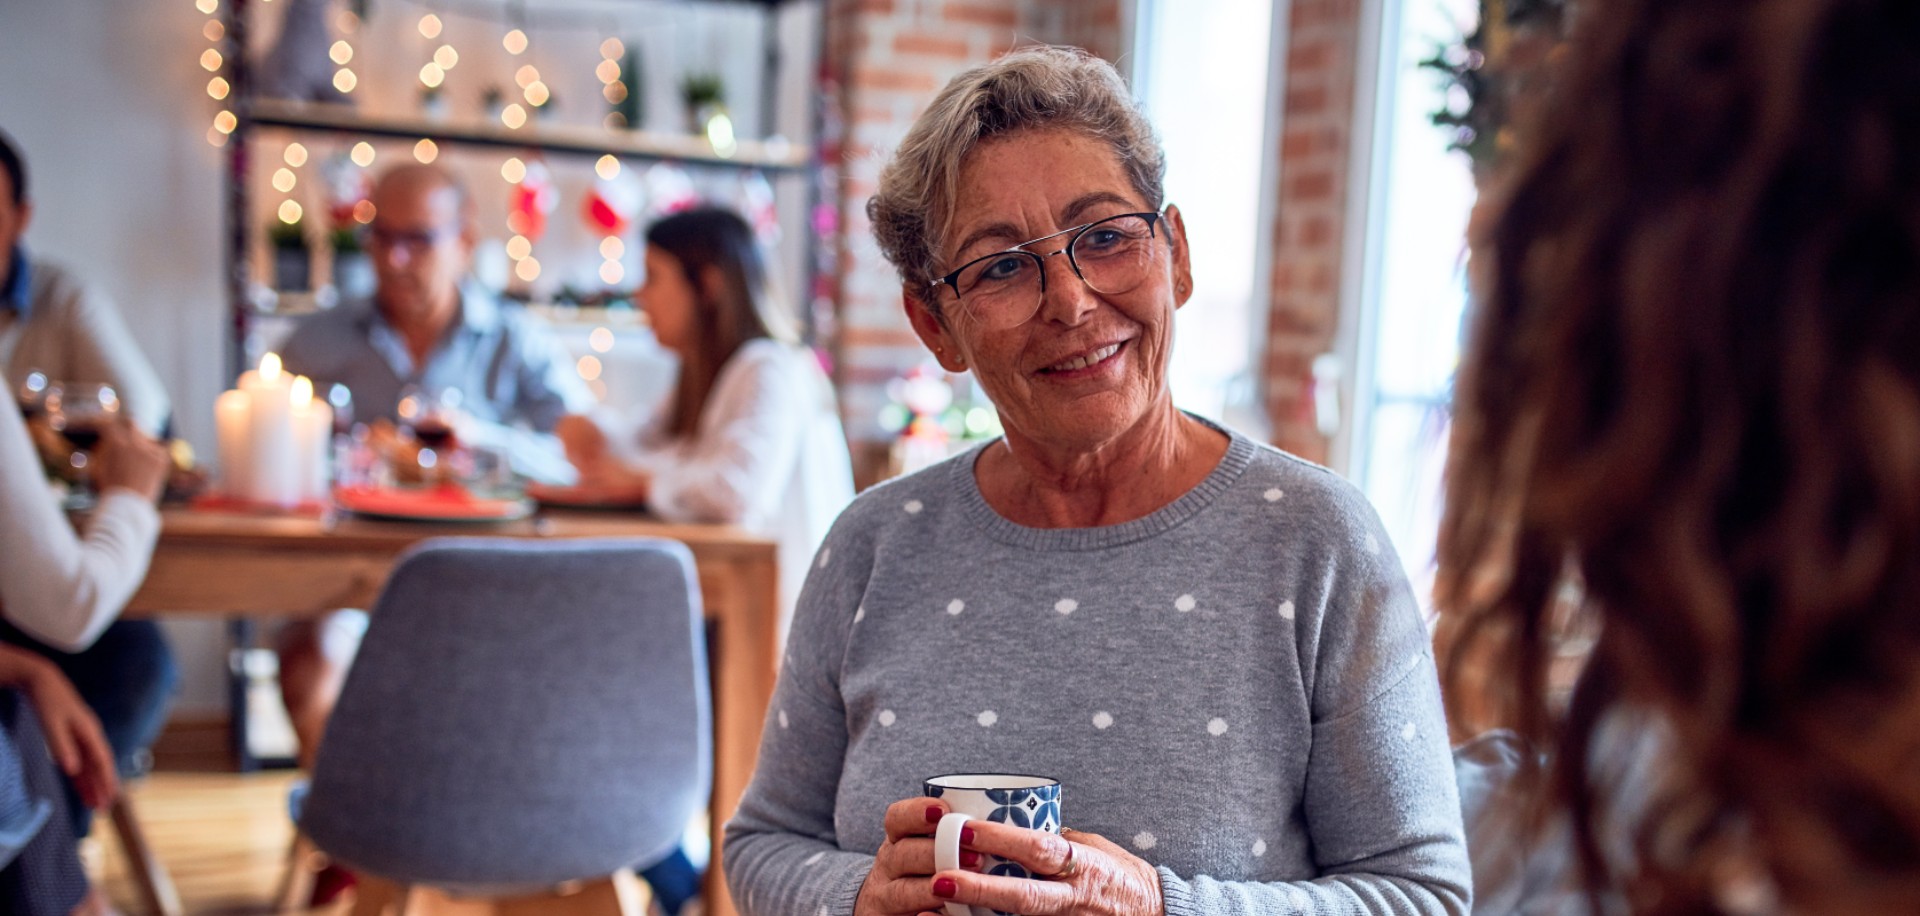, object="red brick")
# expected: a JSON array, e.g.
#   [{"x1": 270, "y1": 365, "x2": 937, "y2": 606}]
[
  {"x1": 1299, "y1": 215, "x2": 1335, "y2": 247},
  {"x1": 1287, "y1": 170, "x2": 1336, "y2": 201},
  {"x1": 1286, "y1": 85, "x2": 1330, "y2": 117},
  {"x1": 894, "y1": 32, "x2": 973, "y2": 59},
  {"x1": 851, "y1": 66, "x2": 941, "y2": 94},
  {"x1": 943, "y1": 2, "x2": 1020, "y2": 30}
]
